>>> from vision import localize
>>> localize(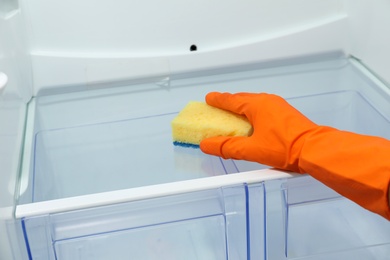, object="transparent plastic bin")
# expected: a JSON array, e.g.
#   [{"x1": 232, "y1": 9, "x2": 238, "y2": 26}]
[
  {"x1": 22, "y1": 183, "x2": 265, "y2": 260},
  {"x1": 32, "y1": 112, "x2": 237, "y2": 202},
  {"x1": 19, "y1": 57, "x2": 390, "y2": 204},
  {"x1": 281, "y1": 176, "x2": 390, "y2": 259},
  {"x1": 17, "y1": 57, "x2": 390, "y2": 260},
  {"x1": 31, "y1": 90, "x2": 390, "y2": 201}
]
